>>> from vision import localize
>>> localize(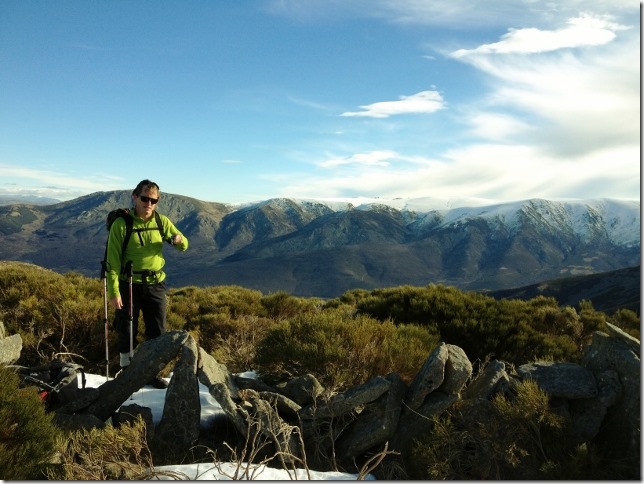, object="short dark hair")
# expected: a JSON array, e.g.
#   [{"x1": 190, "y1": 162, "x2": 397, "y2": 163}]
[{"x1": 132, "y1": 179, "x2": 160, "y2": 196}]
